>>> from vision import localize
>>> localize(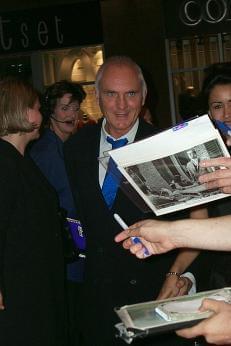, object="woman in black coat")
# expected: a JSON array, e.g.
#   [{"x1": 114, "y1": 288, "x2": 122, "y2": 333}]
[{"x1": 0, "y1": 78, "x2": 66, "y2": 346}]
